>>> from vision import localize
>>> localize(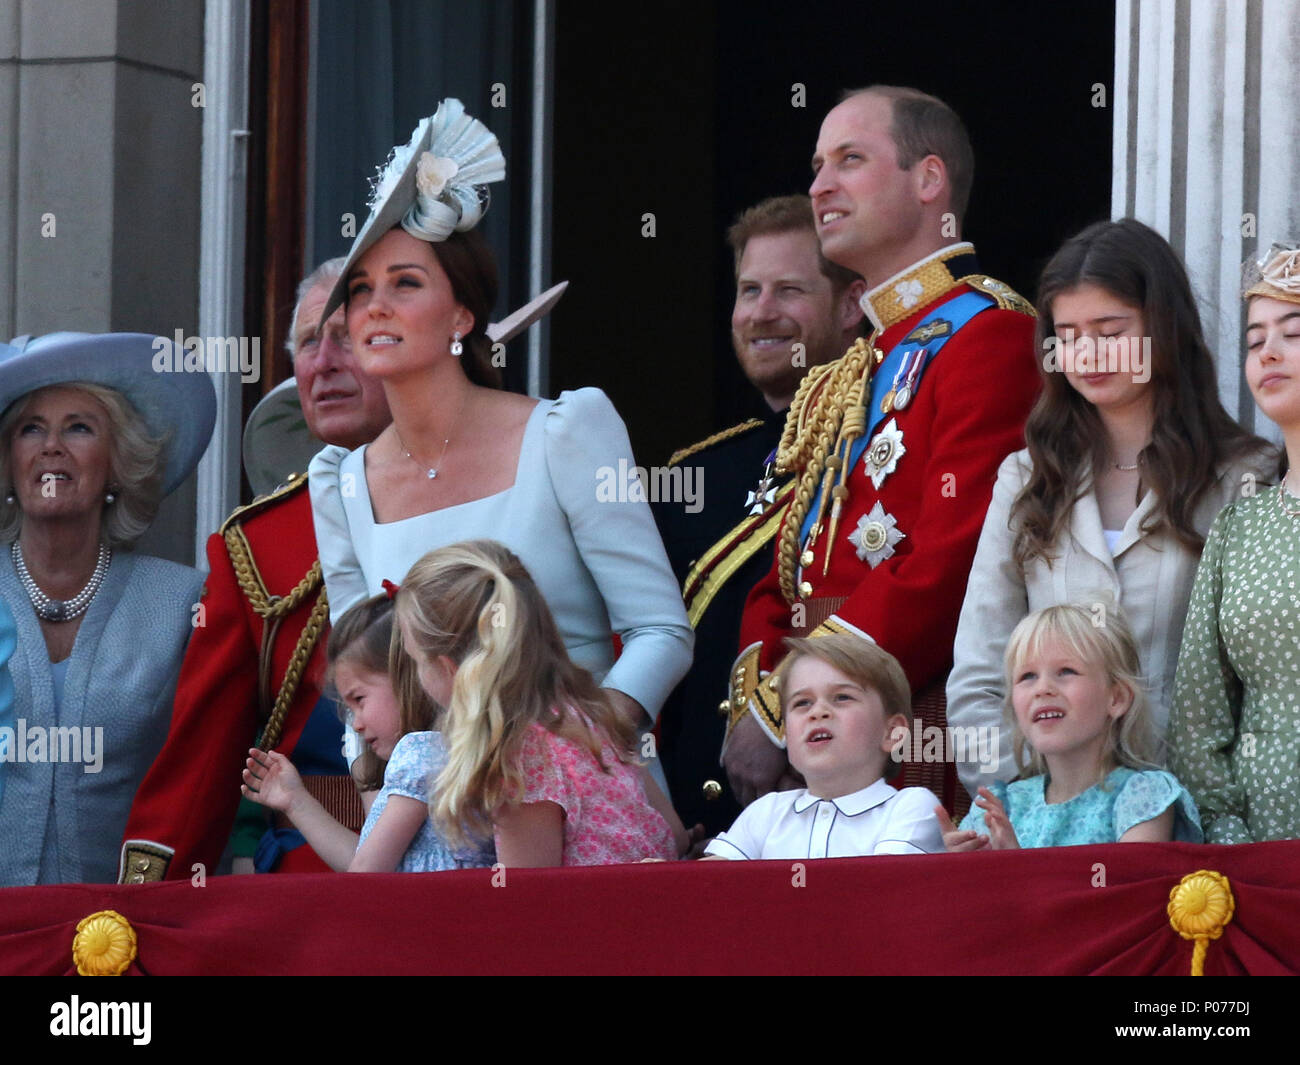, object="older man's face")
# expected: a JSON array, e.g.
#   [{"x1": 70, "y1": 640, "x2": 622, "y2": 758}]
[{"x1": 292, "y1": 281, "x2": 391, "y2": 450}]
